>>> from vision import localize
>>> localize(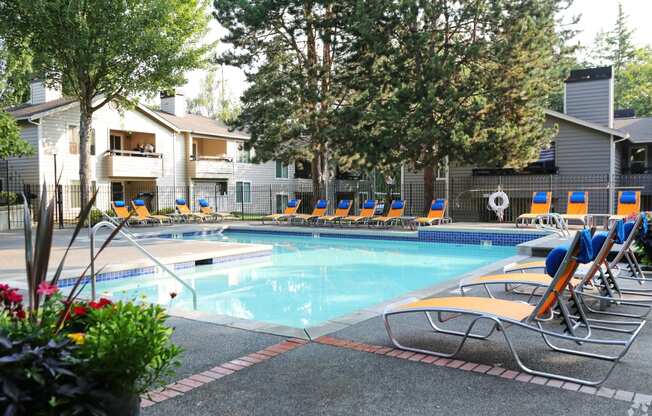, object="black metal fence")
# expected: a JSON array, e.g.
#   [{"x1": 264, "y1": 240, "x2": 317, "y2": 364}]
[{"x1": 1, "y1": 173, "x2": 651, "y2": 230}]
